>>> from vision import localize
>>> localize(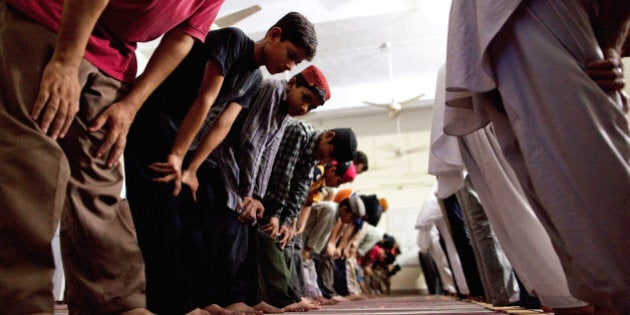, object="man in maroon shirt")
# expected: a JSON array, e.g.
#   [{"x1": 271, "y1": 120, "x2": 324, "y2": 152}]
[{"x1": 0, "y1": 0, "x2": 225, "y2": 314}]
